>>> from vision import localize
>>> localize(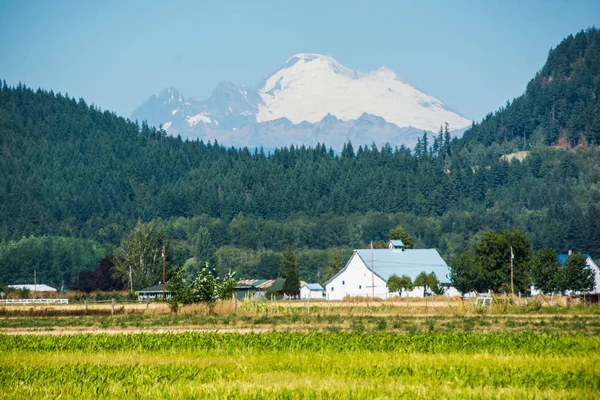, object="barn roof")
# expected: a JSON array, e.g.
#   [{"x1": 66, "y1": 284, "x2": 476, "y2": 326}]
[
  {"x1": 355, "y1": 249, "x2": 450, "y2": 283},
  {"x1": 302, "y1": 283, "x2": 324, "y2": 291}
]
